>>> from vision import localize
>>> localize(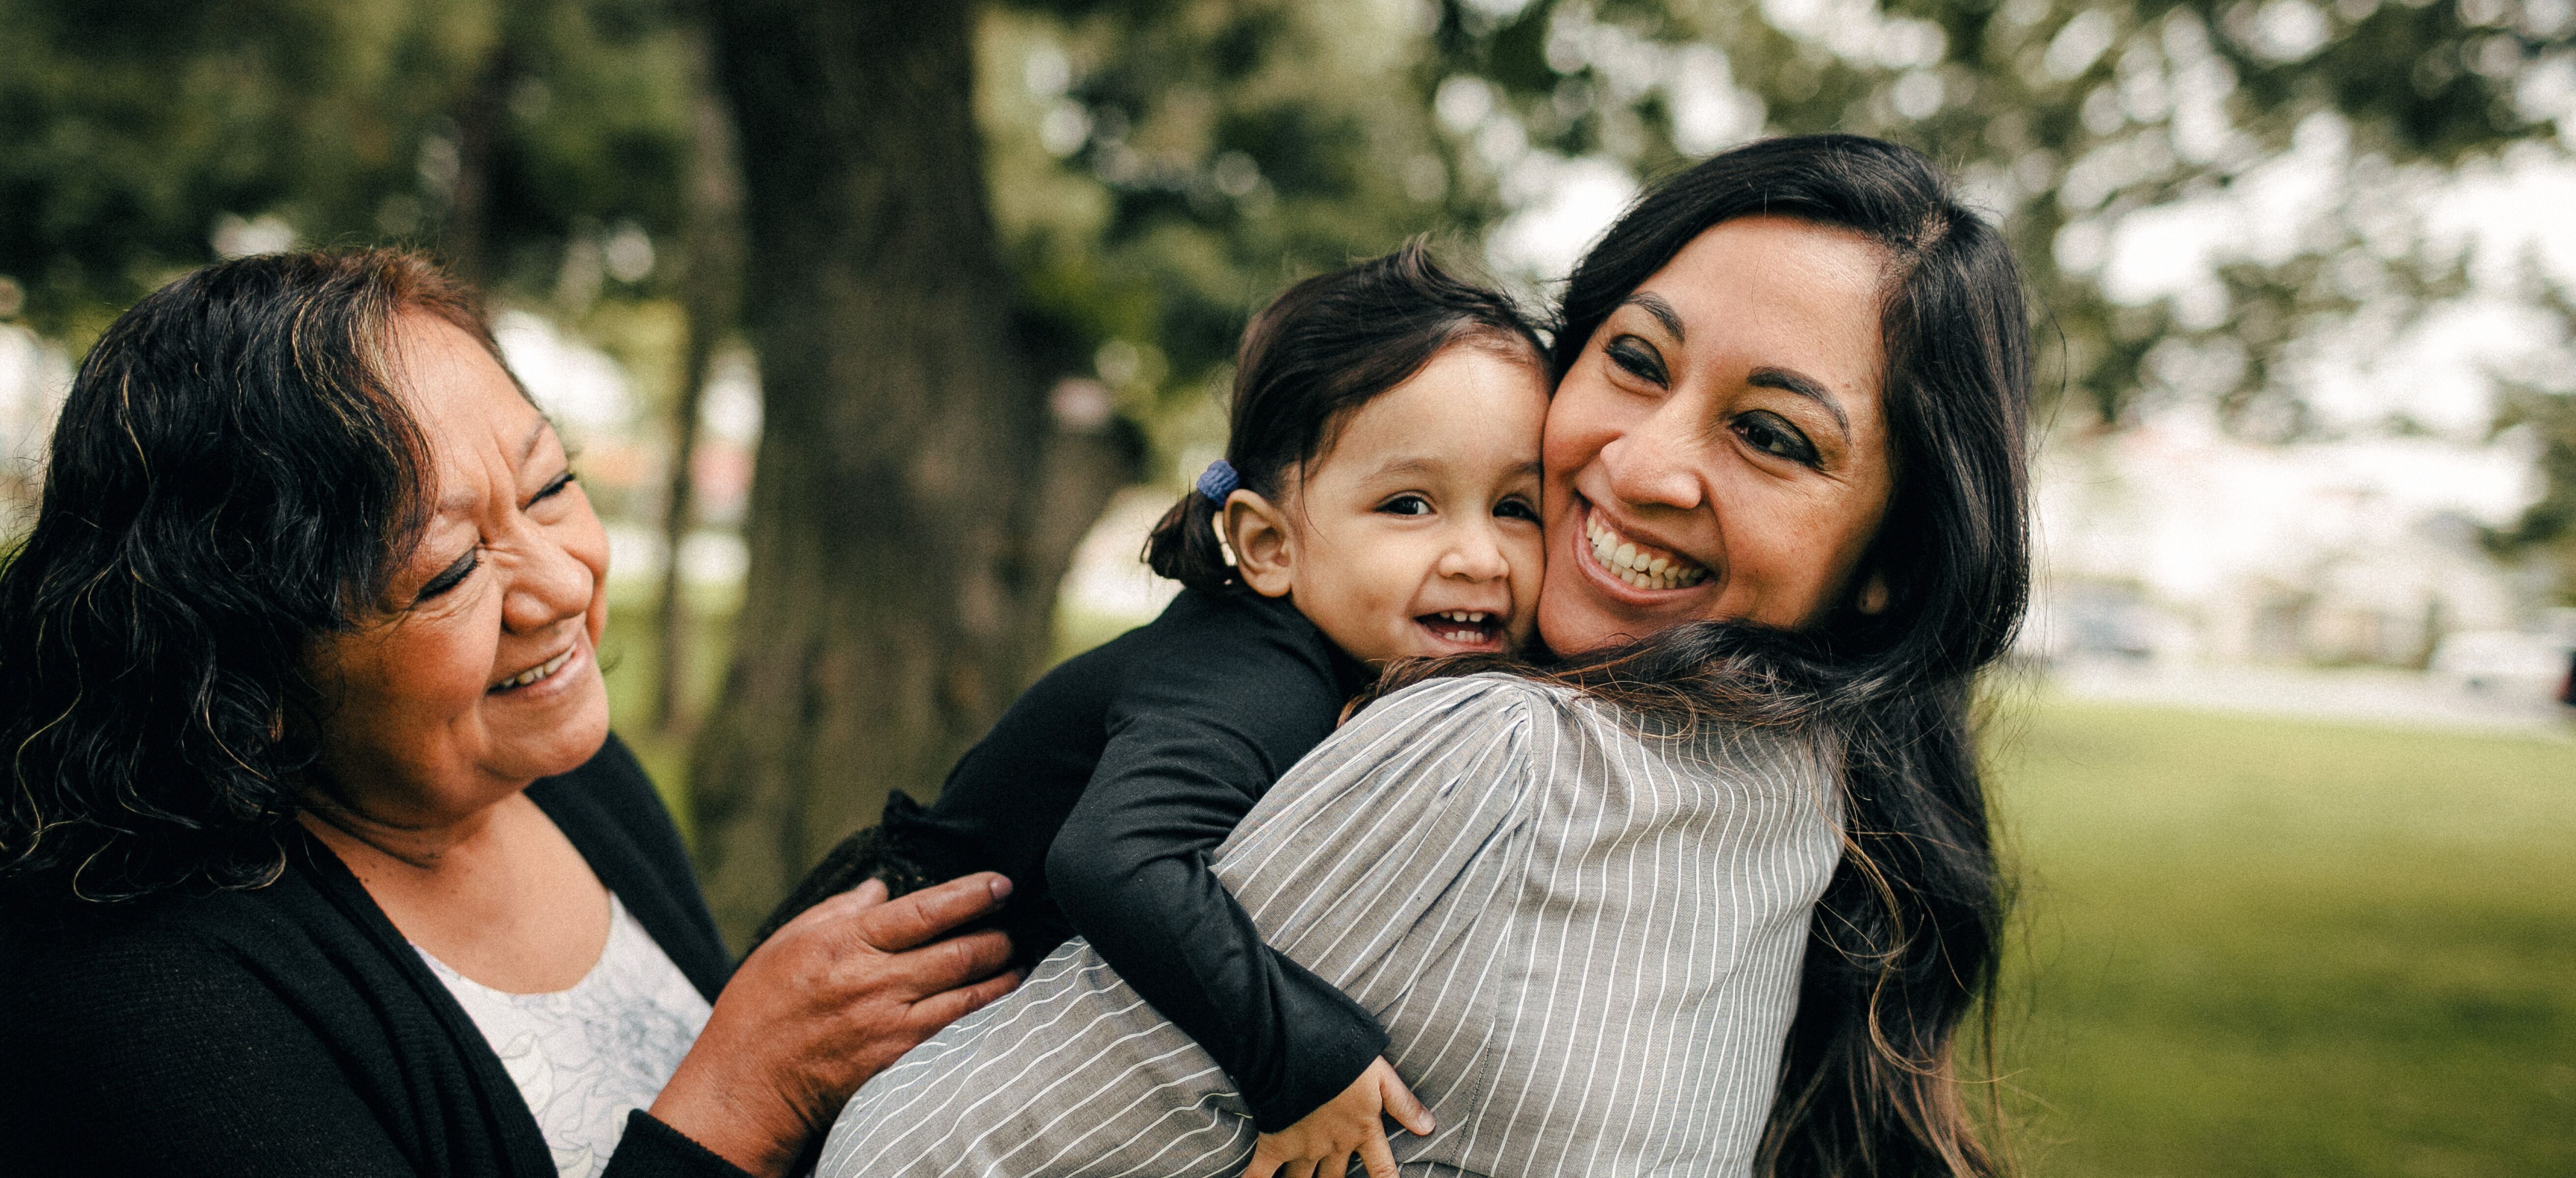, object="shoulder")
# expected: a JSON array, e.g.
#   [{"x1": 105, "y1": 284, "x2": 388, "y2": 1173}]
[
  {"x1": 1101, "y1": 591, "x2": 1350, "y2": 733},
  {"x1": 1310, "y1": 672, "x2": 1564, "y2": 774},
  {"x1": 1121, "y1": 589, "x2": 1339, "y2": 677},
  {"x1": 1368, "y1": 674, "x2": 1837, "y2": 798},
  {"x1": 0, "y1": 879, "x2": 327, "y2": 1052},
  {"x1": 1351, "y1": 671, "x2": 1570, "y2": 735}
]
